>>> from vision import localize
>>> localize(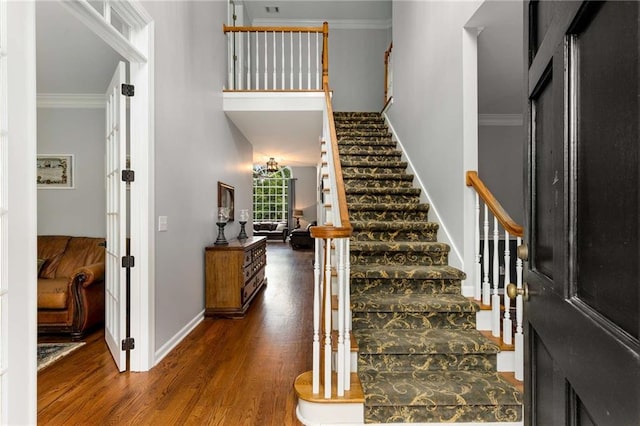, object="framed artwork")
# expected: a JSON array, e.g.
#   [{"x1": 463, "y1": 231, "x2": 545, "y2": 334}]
[
  {"x1": 37, "y1": 154, "x2": 74, "y2": 189},
  {"x1": 218, "y1": 181, "x2": 235, "y2": 222}
]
